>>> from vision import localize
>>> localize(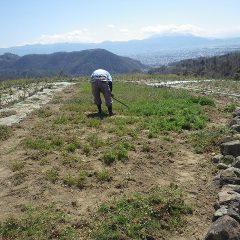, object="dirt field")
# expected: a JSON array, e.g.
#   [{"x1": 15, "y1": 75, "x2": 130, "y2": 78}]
[{"x1": 0, "y1": 82, "x2": 235, "y2": 239}]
